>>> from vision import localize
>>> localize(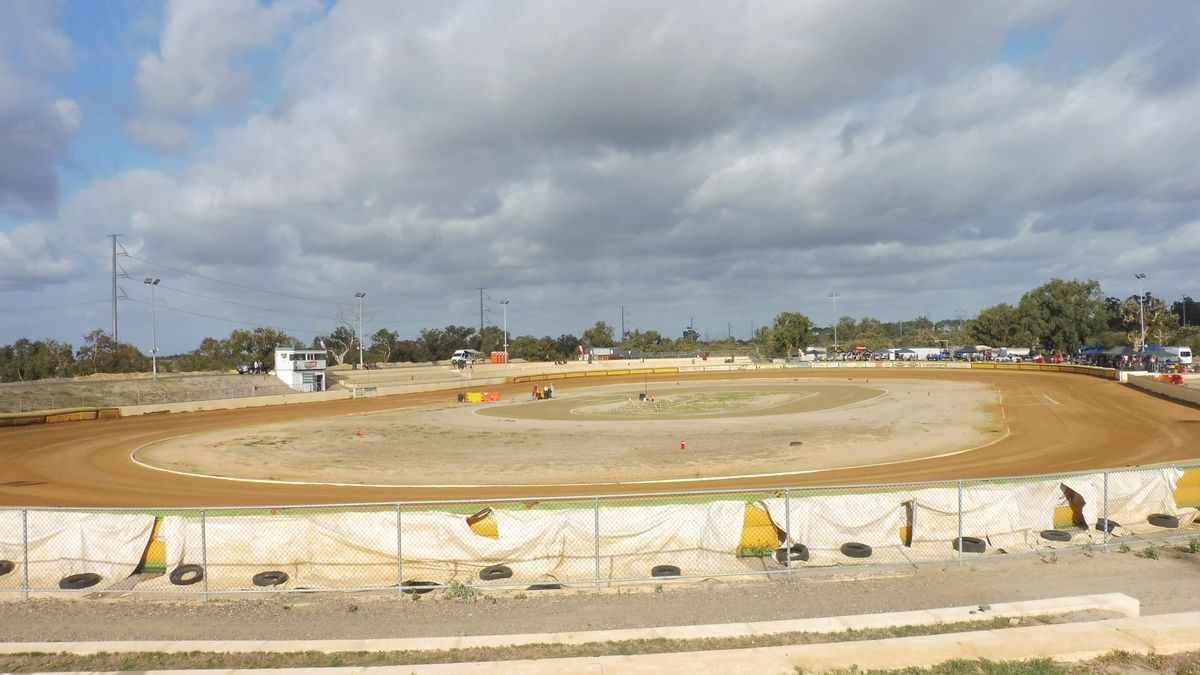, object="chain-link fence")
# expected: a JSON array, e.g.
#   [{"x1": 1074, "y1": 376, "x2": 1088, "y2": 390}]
[{"x1": 2, "y1": 464, "x2": 1198, "y2": 598}]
